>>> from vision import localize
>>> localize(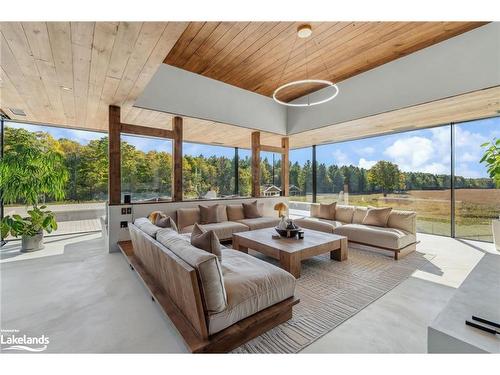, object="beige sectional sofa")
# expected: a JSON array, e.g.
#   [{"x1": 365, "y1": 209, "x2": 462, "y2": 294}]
[
  {"x1": 176, "y1": 202, "x2": 280, "y2": 240},
  {"x1": 294, "y1": 204, "x2": 417, "y2": 260},
  {"x1": 128, "y1": 218, "x2": 297, "y2": 352}
]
